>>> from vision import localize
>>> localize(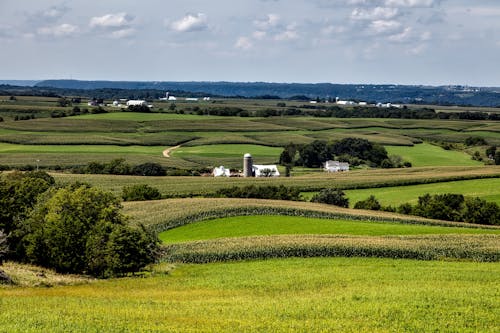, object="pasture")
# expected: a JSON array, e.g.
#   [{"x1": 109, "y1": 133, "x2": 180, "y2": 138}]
[
  {"x1": 1, "y1": 258, "x2": 498, "y2": 332},
  {"x1": 159, "y1": 215, "x2": 500, "y2": 243},
  {"x1": 345, "y1": 177, "x2": 500, "y2": 207},
  {"x1": 385, "y1": 143, "x2": 482, "y2": 167}
]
